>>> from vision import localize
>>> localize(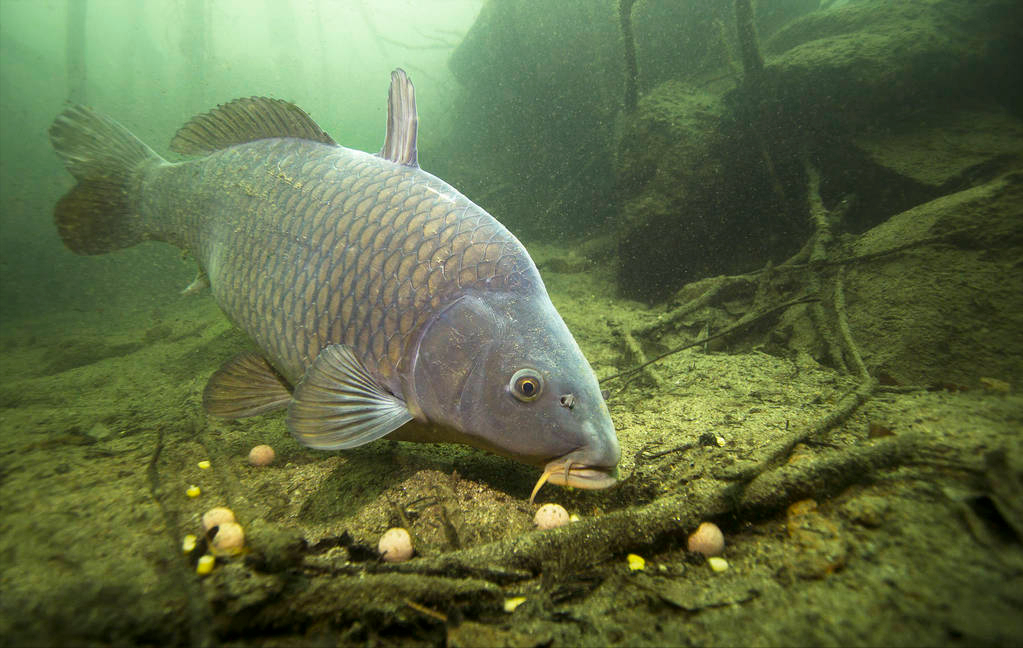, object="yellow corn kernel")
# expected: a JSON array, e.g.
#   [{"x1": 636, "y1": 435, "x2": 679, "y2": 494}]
[
  {"x1": 196, "y1": 554, "x2": 215, "y2": 575},
  {"x1": 182, "y1": 534, "x2": 197, "y2": 554},
  {"x1": 627, "y1": 554, "x2": 646, "y2": 571},
  {"x1": 186, "y1": 485, "x2": 201, "y2": 498},
  {"x1": 197, "y1": 460, "x2": 211, "y2": 470}
]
